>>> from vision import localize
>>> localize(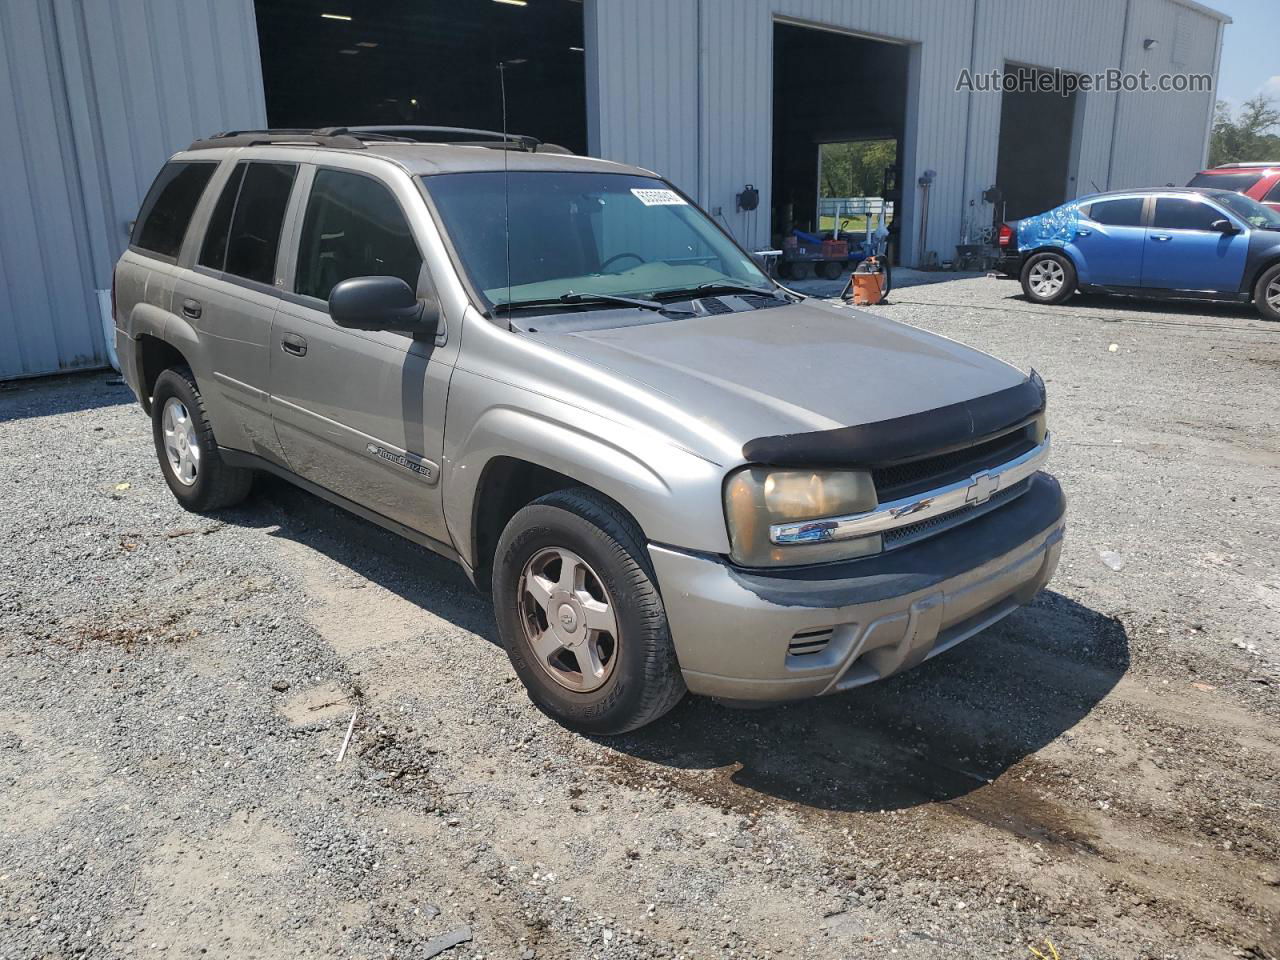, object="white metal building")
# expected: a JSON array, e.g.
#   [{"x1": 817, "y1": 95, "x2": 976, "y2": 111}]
[{"x1": 0, "y1": 0, "x2": 1227, "y2": 380}]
